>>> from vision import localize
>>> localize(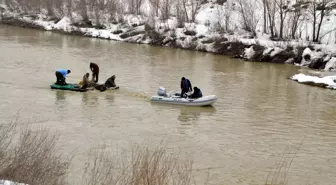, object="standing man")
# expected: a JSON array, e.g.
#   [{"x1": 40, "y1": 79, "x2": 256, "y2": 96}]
[
  {"x1": 180, "y1": 77, "x2": 192, "y2": 97},
  {"x1": 55, "y1": 69, "x2": 71, "y2": 85},
  {"x1": 90, "y1": 62, "x2": 99, "y2": 83}
]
